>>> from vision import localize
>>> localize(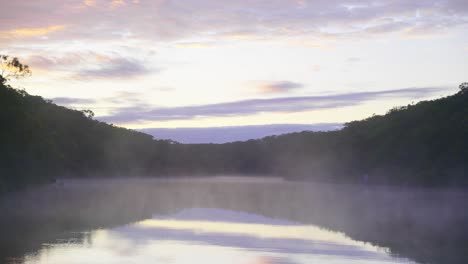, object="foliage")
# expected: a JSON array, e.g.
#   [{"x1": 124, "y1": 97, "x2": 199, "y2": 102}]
[
  {"x1": 1, "y1": 78, "x2": 467, "y2": 191},
  {"x1": 0, "y1": 83, "x2": 171, "y2": 191},
  {"x1": 81, "y1": 109, "x2": 95, "y2": 119},
  {"x1": 0, "y1": 55, "x2": 31, "y2": 84},
  {"x1": 460, "y1": 82, "x2": 468, "y2": 94}
]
